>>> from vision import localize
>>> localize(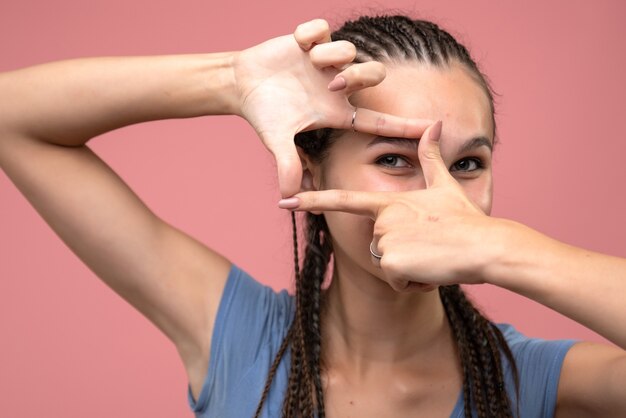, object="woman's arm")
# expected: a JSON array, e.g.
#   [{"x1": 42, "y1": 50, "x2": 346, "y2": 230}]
[
  {"x1": 486, "y1": 218, "x2": 626, "y2": 348},
  {"x1": 0, "y1": 18, "x2": 431, "y2": 401},
  {"x1": 0, "y1": 53, "x2": 238, "y2": 146},
  {"x1": 288, "y1": 115, "x2": 626, "y2": 416},
  {"x1": 484, "y1": 219, "x2": 626, "y2": 418},
  {"x1": 0, "y1": 53, "x2": 240, "y2": 399}
]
